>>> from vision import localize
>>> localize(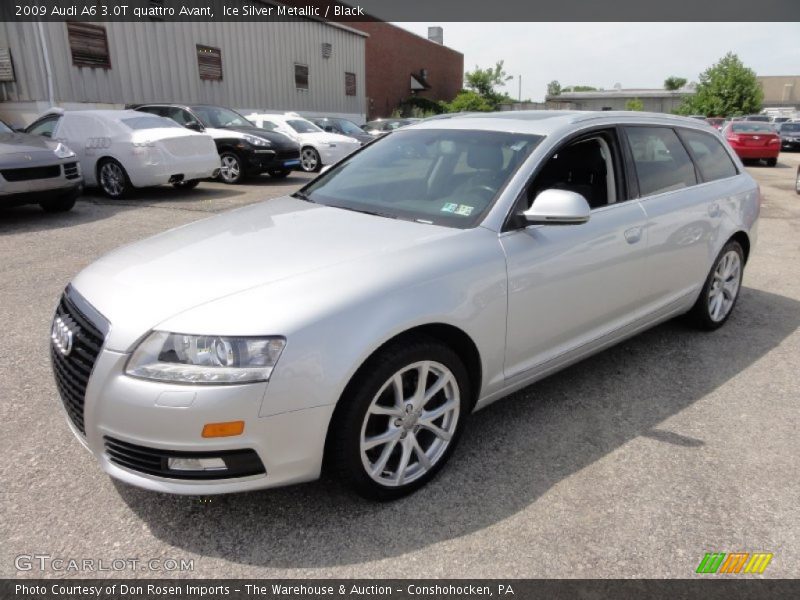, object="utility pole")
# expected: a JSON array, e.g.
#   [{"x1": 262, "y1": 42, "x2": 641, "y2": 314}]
[{"x1": 518, "y1": 75, "x2": 522, "y2": 102}]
